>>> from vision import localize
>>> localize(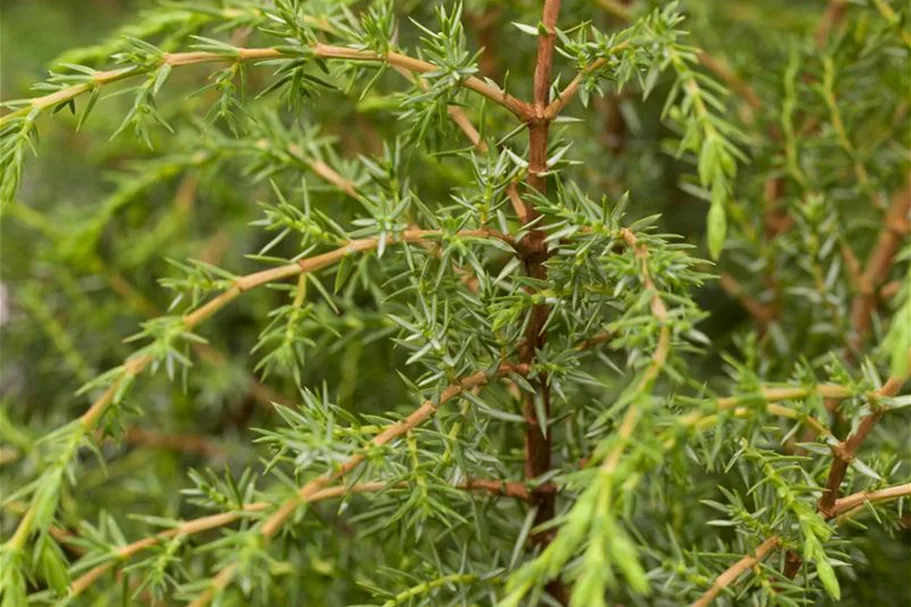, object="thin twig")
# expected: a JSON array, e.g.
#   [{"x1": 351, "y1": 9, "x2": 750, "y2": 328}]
[
  {"x1": 65, "y1": 473, "x2": 540, "y2": 598},
  {"x1": 696, "y1": 52, "x2": 762, "y2": 112},
  {"x1": 506, "y1": 181, "x2": 526, "y2": 222},
  {"x1": 0, "y1": 45, "x2": 532, "y2": 128},
  {"x1": 186, "y1": 364, "x2": 520, "y2": 607},
  {"x1": 5, "y1": 229, "x2": 510, "y2": 551},
  {"x1": 691, "y1": 481, "x2": 911, "y2": 606},
  {"x1": 390, "y1": 64, "x2": 489, "y2": 154},
  {"x1": 816, "y1": 352, "x2": 911, "y2": 516},
  {"x1": 313, "y1": 44, "x2": 532, "y2": 120},
  {"x1": 675, "y1": 384, "x2": 851, "y2": 441},
  {"x1": 833, "y1": 482, "x2": 911, "y2": 518},
  {"x1": 780, "y1": 352, "x2": 911, "y2": 579},
  {"x1": 599, "y1": 228, "x2": 671, "y2": 476},
  {"x1": 689, "y1": 537, "x2": 781, "y2": 607},
  {"x1": 543, "y1": 56, "x2": 609, "y2": 120}
]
